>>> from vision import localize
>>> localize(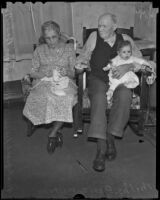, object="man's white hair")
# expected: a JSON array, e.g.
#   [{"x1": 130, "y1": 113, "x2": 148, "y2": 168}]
[{"x1": 98, "y1": 13, "x2": 117, "y2": 24}]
